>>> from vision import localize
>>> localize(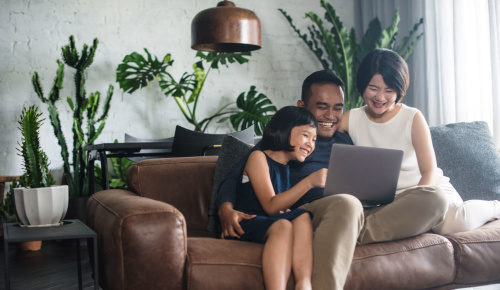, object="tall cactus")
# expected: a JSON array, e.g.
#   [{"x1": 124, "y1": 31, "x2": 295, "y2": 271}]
[
  {"x1": 32, "y1": 35, "x2": 113, "y2": 197},
  {"x1": 17, "y1": 105, "x2": 54, "y2": 189}
]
